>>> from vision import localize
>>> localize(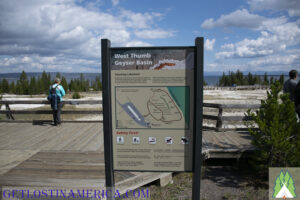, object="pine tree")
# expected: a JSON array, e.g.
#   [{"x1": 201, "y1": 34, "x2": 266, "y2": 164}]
[
  {"x1": 10, "y1": 82, "x2": 16, "y2": 94},
  {"x1": 279, "y1": 74, "x2": 285, "y2": 85},
  {"x1": 19, "y1": 71, "x2": 29, "y2": 94},
  {"x1": 270, "y1": 76, "x2": 274, "y2": 85},
  {"x1": 61, "y1": 76, "x2": 68, "y2": 92},
  {"x1": 287, "y1": 174, "x2": 296, "y2": 197},
  {"x1": 279, "y1": 171, "x2": 285, "y2": 187},
  {"x1": 1, "y1": 78, "x2": 9, "y2": 93},
  {"x1": 248, "y1": 72, "x2": 253, "y2": 85},
  {"x1": 36, "y1": 77, "x2": 43, "y2": 94},
  {"x1": 93, "y1": 76, "x2": 102, "y2": 91},
  {"x1": 29, "y1": 77, "x2": 37, "y2": 95},
  {"x1": 273, "y1": 176, "x2": 282, "y2": 197},
  {"x1": 15, "y1": 80, "x2": 21, "y2": 95},
  {"x1": 218, "y1": 72, "x2": 226, "y2": 86},
  {"x1": 0, "y1": 92, "x2": 2, "y2": 112},
  {"x1": 284, "y1": 171, "x2": 290, "y2": 185},
  {"x1": 56, "y1": 72, "x2": 61, "y2": 79},
  {"x1": 41, "y1": 71, "x2": 51, "y2": 94},
  {"x1": 0, "y1": 79, "x2": 2, "y2": 115},
  {"x1": 246, "y1": 81, "x2": 300, "y2": 170},
  {"x1": 263, "y1": 72, "x2": 269, "y2": 85}
]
